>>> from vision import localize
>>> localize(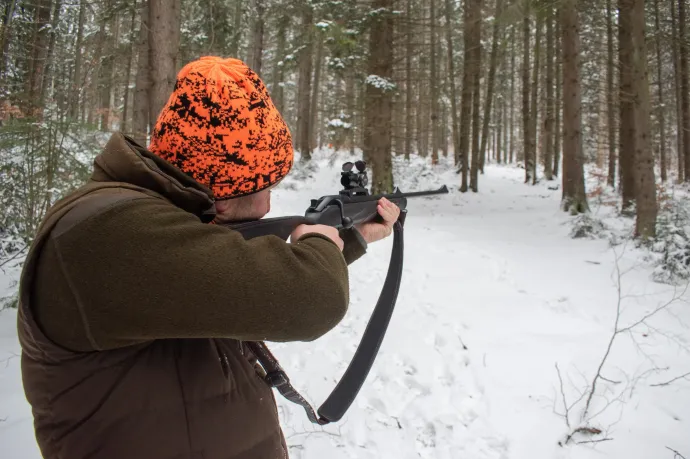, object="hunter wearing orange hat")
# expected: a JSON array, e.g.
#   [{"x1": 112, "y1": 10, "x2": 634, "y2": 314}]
[{"x1": 17, "y1": 57, "x2": 399, "y2": 458}]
